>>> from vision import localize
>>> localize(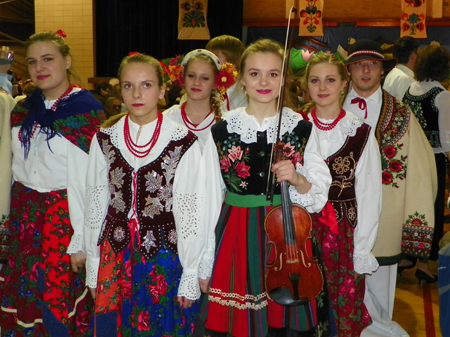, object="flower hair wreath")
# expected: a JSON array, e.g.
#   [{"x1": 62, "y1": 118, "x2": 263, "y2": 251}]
[{"x1": 160, "y1": 50, "x2": 237, "y2": 98}]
